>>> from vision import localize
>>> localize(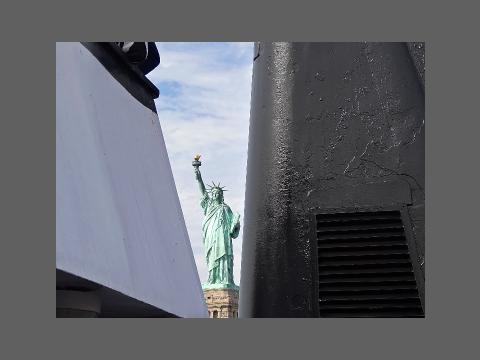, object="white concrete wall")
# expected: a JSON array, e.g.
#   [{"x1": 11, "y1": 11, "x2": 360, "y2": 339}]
[{"x1": 56, "y1": 42, "x2": 207, "y2": 318}]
